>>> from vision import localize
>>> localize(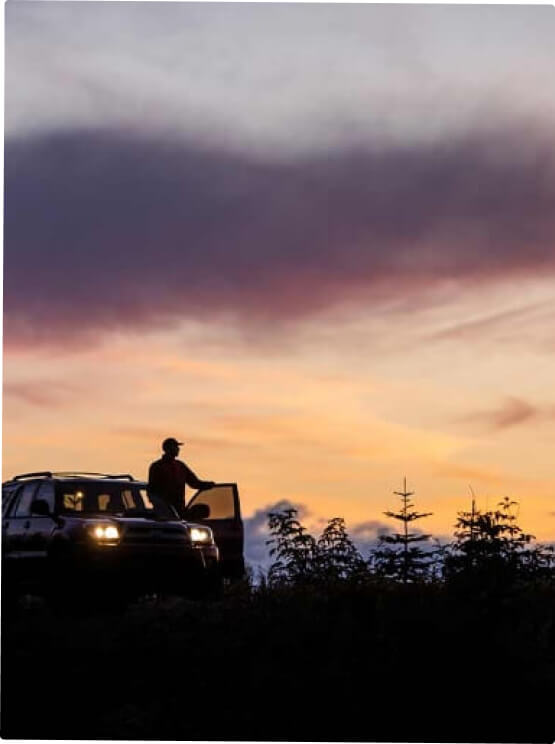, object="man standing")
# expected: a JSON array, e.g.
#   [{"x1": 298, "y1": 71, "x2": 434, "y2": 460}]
[{"x1": 148, "y1": 437, "x2": 215, "y2": 517}]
